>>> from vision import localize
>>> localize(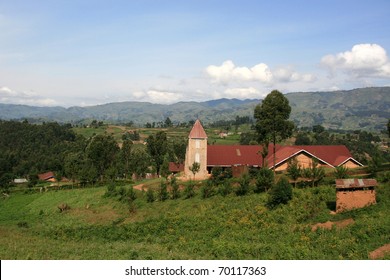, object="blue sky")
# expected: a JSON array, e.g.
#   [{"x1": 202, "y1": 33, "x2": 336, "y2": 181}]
[{"x1": 0, "y1": 0, "x2": 389, "y2": 106}]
